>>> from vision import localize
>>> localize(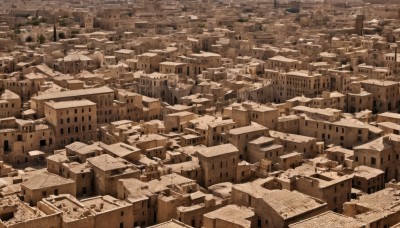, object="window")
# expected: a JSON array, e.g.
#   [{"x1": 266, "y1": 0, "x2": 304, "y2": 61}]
[{"x1": 371, "y1": 157, "x2": 376, "y2": 165}]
